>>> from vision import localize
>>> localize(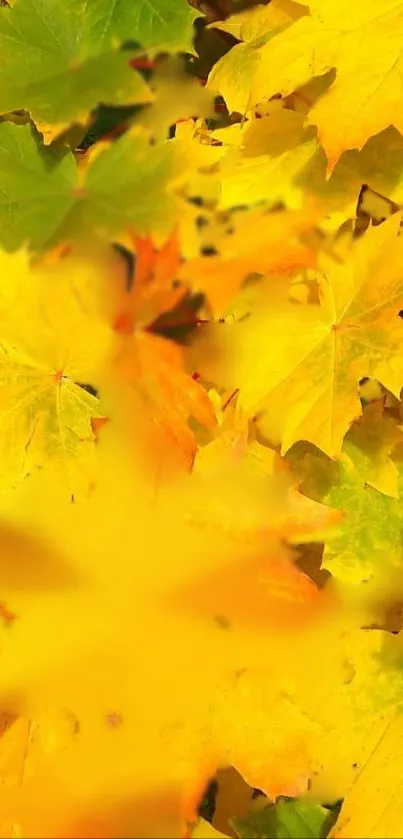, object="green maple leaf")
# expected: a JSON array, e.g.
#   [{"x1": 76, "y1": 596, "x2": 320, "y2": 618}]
[
  {"x1": 65, "y1": 129, "x2": 185, "y2": 244},
  {"x1": 288, "y1": 439, "x2": 403, "y2": 585},
  {"x1": 127, "y1": 0, "x2": 200, "y2": 54},
  {"x1": 232, "y1": 798, "x2": 333, "y2": 839},
  {"x1": 0, "y1": 120, "x2": 76, "y2": 251},
  {"x1": 0, "y1": 123, "x2": 185, "y2": 250},
  {"x1": 0, "y1": 0, "x2": 155, "y2": 137}
]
